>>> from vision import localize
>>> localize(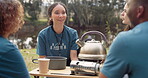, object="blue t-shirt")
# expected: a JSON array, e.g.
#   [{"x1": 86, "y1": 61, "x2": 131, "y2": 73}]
[
  {"x1": 101, "y1": 21, "x2": 148, "y2": 78},
  {"x1": 0, "y1": 36, "x2": 30, "y2": 78},
  {"x1": 37, "y1": 25, "x2": 78, "y2": 65}
]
